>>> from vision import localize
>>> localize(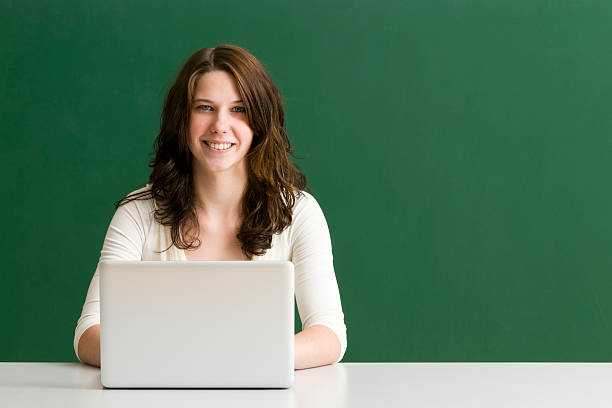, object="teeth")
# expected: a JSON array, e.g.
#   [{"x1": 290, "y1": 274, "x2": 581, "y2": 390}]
[{"x1": 206, "y1": 142, "x2": 232, "y2": 150}]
